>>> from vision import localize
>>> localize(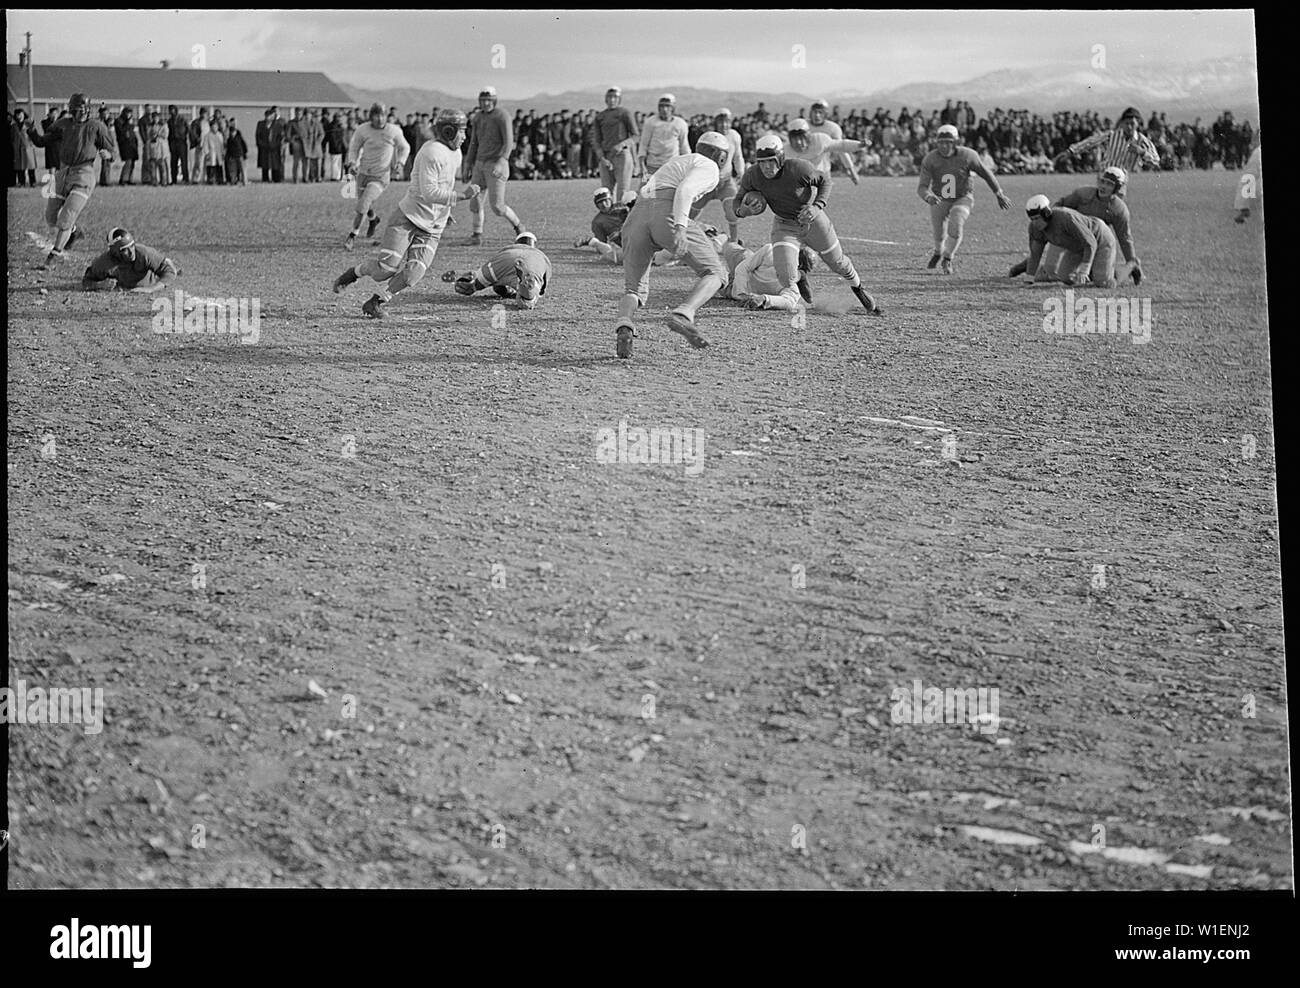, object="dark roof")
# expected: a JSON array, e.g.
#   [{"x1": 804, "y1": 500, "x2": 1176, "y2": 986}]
[{"x1": 7, "y1": 64, "x2": 354, "y2": 105}]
